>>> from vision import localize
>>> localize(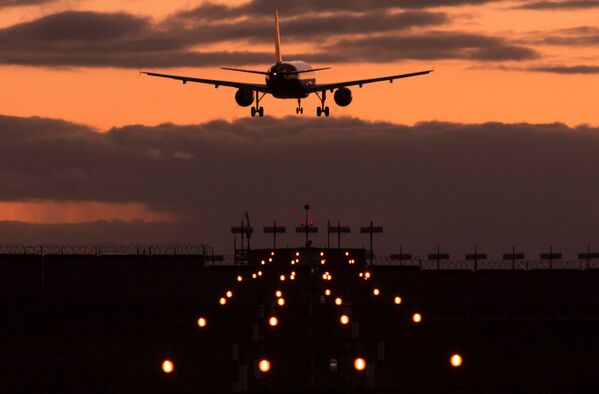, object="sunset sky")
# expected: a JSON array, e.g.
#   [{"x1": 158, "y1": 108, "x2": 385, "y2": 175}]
[{"x1": 0, "y1": 0, "x2": 598, "y2": 255}]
